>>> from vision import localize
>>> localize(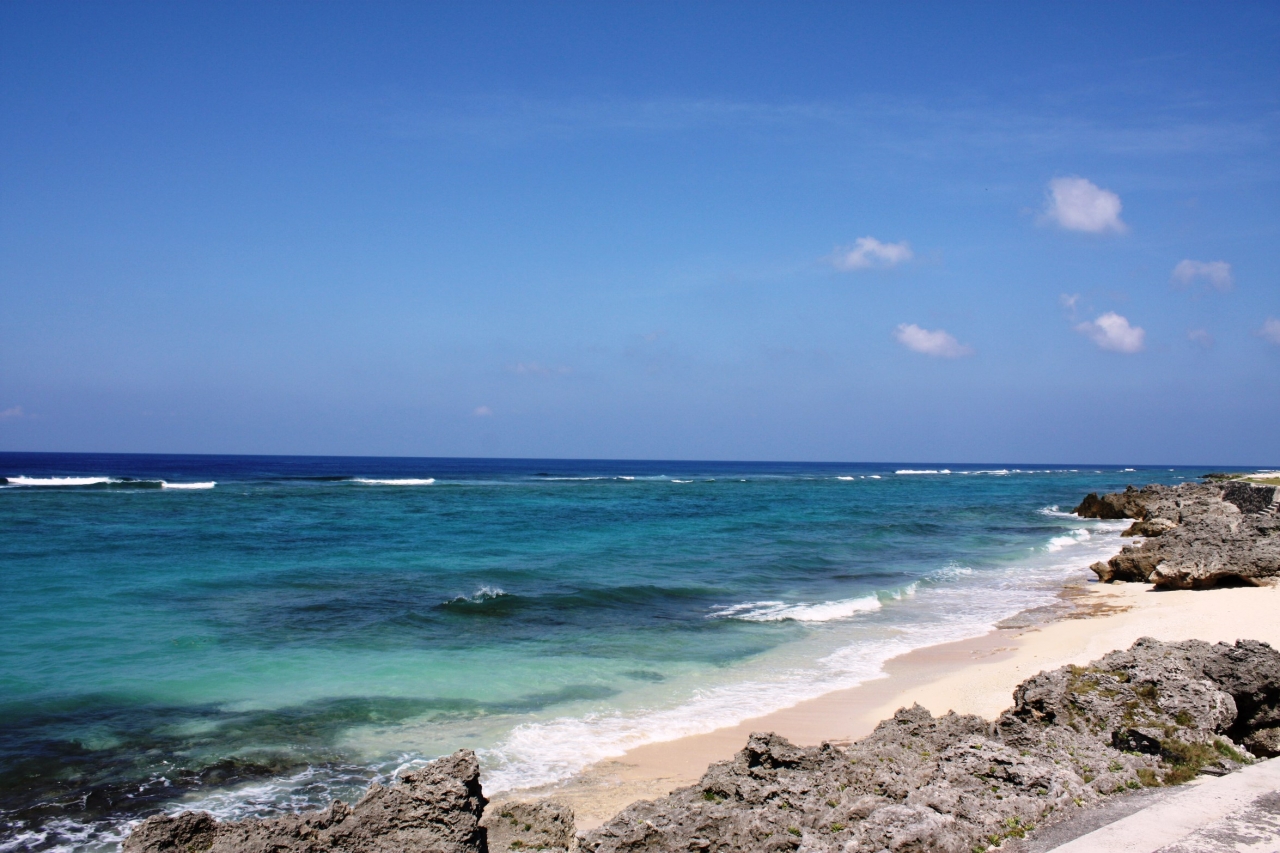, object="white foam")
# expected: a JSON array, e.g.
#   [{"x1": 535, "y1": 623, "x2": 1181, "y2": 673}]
[
  {"x1": 708, "y1": 595, "x2": 882, "y2": 623},
  {"x1": 448, "y1": 585, "x2": 507, "y2": 603},
  {"x1": 868, "y1": 475, "x2": 881, "y2": 479},
  {"x1": 1038, "y1": 505, "x2": 1078, "y2": 518},
  {"x1": 5, "y1": 475, "x2": 115, "y2": 486},
  {"x1": 836, "y1": 476, "x2": 856, "y2": 481},
  {"x1": 162, "y1": 481, "x2": 216, "y2": 490},
  {"x1": 352, "y1": 478, "x2": 436, "y2": 486},
  {"x1": 1045, "y1": 528, "x2": 1092, "y2": 551},
  {"x1": 670, "y1": 479, "x2": 693, "y2": 484},
  {"x1": 931, "y1": 562, "x2": 974, "y2": 580},
  {"x1": 896, "y1": 469, "x2": 950, "y2": 475},
  {"x1": 479, "y1": 516, "x2": 1137, "y2": 793}
]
